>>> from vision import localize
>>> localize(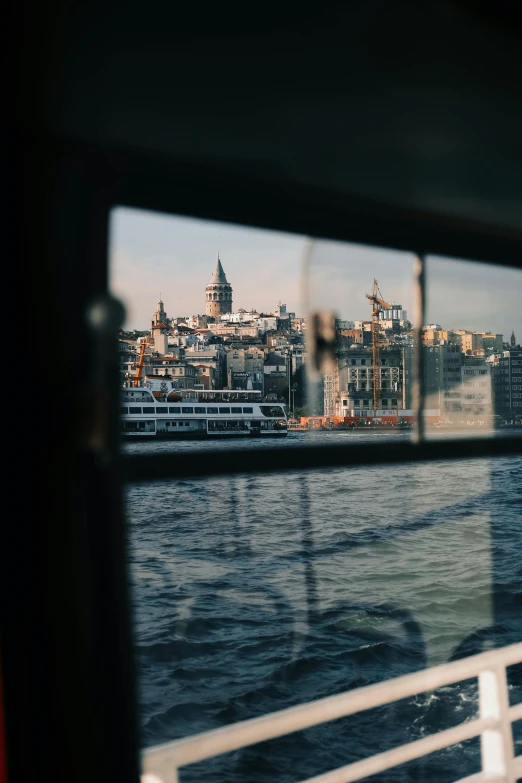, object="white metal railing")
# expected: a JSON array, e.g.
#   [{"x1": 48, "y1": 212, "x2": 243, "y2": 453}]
[{"x1": 141, "y1": 642, "x2": 522, "y2": 783}]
